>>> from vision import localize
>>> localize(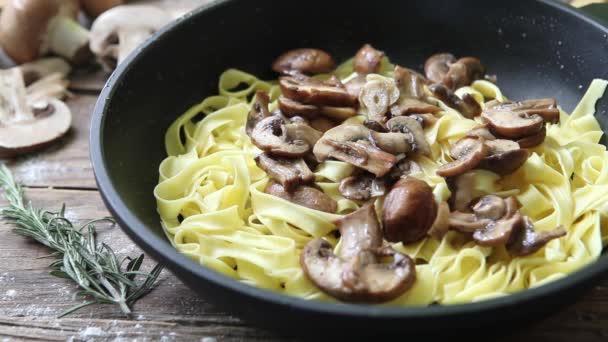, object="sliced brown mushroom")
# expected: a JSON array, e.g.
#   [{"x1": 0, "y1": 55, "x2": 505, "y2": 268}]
[
  {"x1": 301, "y1": 204, "x2": 416, "y2": 302},
  {"x1": 278, "y1": 95, "x2": 319, "y2": 119},
  {"x1": 478, "y1": 139, "x2": 530, "y2": 175},
  {"x1": 359, "y1": 75, "x2": 400, "y2": 122},
  {"x1": 353, "y1": 44, "x2": 385, "y2": 74},
  {"x1": 382, "y1": 177, "x2": 438, "y2": 244},
  {"x1": 487, "y1": 98, "x2": 559, "y2": 124},
  {"x1": 265, "y1": 181, "x2": 337, "y2": 213},
  {"x1": 343, "y1": 74, "x2": 366, "y2": 98},
  {"x1": 466, "y1": 125, "x2": 497, "y2": 140},
  {"x1": 450, "y1": 171, "x2": 476, "y2": 212},
  {"x1": 448, "y1": 211, "x2": 492, "y2": 233},
  {"x1": 517, "y1": 126, "x2": 546, "y2": 148},
  {"x1": 443, "y1": 57, "x2": 486, "y2": 90},
  {"x1": 339, "y1": 173, "x2": 387, "y2": 201},
  {"x1": 255, "y1": 153, "x2": 314, "y2": 192},
  {"x1": 481, "y1": 106, "x2": 544, "y2": 139},
  {"x1": 363, "y1": 119, "x2": 388, "y2": 132},
  {"x1": 247, "y1": 91, "x2": 271, "y2": 135},
  {"x1": 272, "y1": 48, "x2": 335, "y2": 75},
  {"x1": 320, "y1": 106, "x2": 358, "y2": 121},
  {"x1": 250, "y1": 116, "x2": 321, "y2": 157},
  {"x1": 425, "y1": 53, "x2": 456, "y2": 84},
  {"x1": 437, "y1": 137, "x2": 489, "y2": 177},
  {"x1": 313, "y1": 124, "x2": 397, "y2": 177},
  {"x1": 507, "y1": 217, "x2": 567, "y2": 256},
  {"x1": 0, "y1": 68, "x2": 71, "y2": 158},
  {"x1": 386, "y1": 159, "x2": 423, "y2": 183},
  {"x1": 410, "y1": 113, "x2": 439, "y2": 128},
  {"x1": 386, "y1": 116, "x2": 431, "y2": 156},
  {"x1": 394, "y1": 65, "x2": 427, "y2": 99},
  {"x1": 428, "y1": 201, "x2": 451, "y2": 239},
  {"x1": 472, "y1": 212, "x2": 524, "y2": 246},
  {"x1": 279, "y1": 75, "x2": 357, "y2": 107},
  {"x1": 472, "y1": 195, "x2": 506, "y2": 220},
  {"x1": 429, "y1": 84, "x2": 481, "y2": 118},
  {"x1": 389, "y1": 98, "x2": 442, "y2": 117},
  {"x1": 310, "y1": 117, "x2": 338, "y2": 133}
]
